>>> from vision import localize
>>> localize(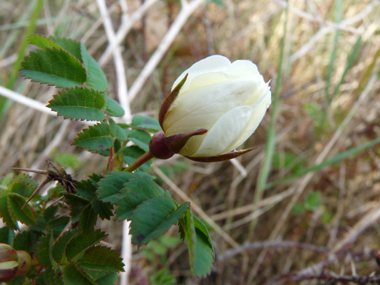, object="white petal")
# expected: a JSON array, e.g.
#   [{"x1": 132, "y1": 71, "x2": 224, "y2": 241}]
[
  {"x1": 225, "y1": 87, "x2": 271, "y2": 152},
  {"x1": 171, "y1": 55, "x2": 231, "y2": 93},
  {"x1": 192, "y1": 106, "x2": 253, "y2": 157},
  {"x1": 164, "y1": 78, "x2": 263, "y2": 135},
  {"x1": 230, "y1": 60, "x2": 261, "y2": 77}
]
